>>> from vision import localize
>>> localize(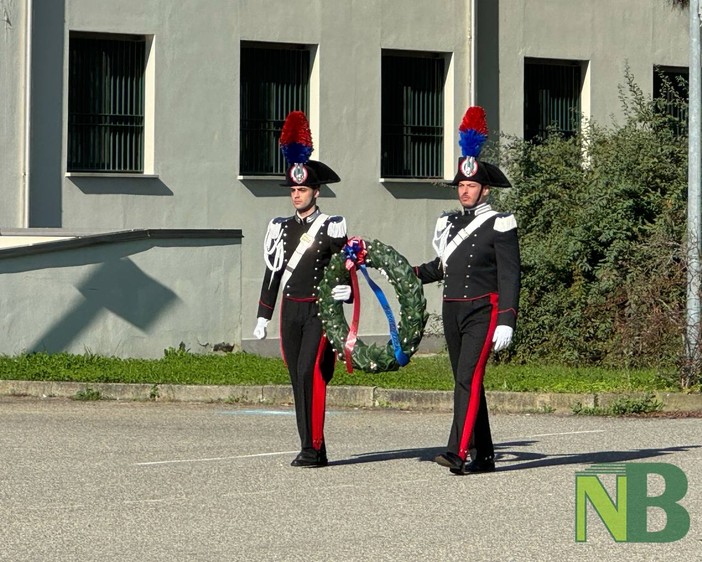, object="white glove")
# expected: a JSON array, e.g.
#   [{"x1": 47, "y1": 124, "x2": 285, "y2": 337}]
[
  {"x1": 253, "y1": 317, "x2": 269, "y2": 340},
  {"x1": 492, "y1": 325, "x2": 513, "y2": 352},
  {"x1": 331, "y1": 285, "x2": 352, "y2": 302}
]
